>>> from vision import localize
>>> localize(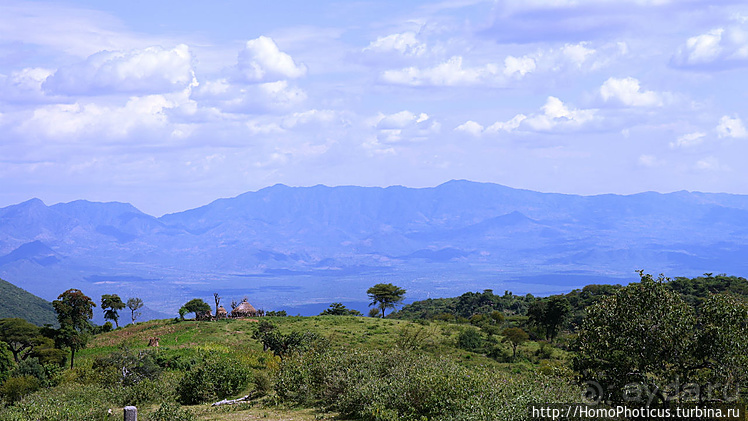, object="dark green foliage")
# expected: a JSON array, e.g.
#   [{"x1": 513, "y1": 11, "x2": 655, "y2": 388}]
[
  {"x1": 0, "y1": 278, "x2": 57, "y2": 326},
  {"x1": 265, "y1": 310, "x2": 287, "y2": 317},
  {"x1": 456, "y1": 327, "x2": 483, "y2": 352},
  {"x1": 147, "y1": 401, "x2": 195, "y2": 421},
  {"x1": 319, "y1": 302, "x2": 362, "y2": 316},
  {"x1": 179, "y1": 298, "x2": 211, "y2": 320},
  {"x1": 527, "y1": 295, "x2": 571, "y2": 341},
  {"x1": 667, "y1": 273, "x2": 748, "y2": 307},
  {"x1": 367, "y1": 283, "x2": 406, "y2": 318},
  {"x1": 0, "y1": 343, "x2": 13, "y2": 383},
  {"x1": 177, "y1": 353, "x2": 252, "y2": 404},
  {"x1": 253, "y1": 371, "x2": 272, "y2": 397},
  {"x1": 52, "y1": 289, "x2": 95, "y2": 369},
  {"x1": 0, "y1": 375, "x2": 40, "y2": 404},
  {"x1": 394, "y1": 289, "x2": 535, "y2": 321},
  {"x1": 0, "y1": 318, "x2": 40, "y2": 362},
  {"x1": 252, "y1": 323, "x2": 327, "y2": 359},
  {"x1": 100, "y1": 294, "x2": 126, "y2": 328},
  {"x1": 9, "y1": 357, "x2": 61, "y2": 388},
  {"x1": 573, "y1": 272, "x2": 748, "y2": 404}
]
